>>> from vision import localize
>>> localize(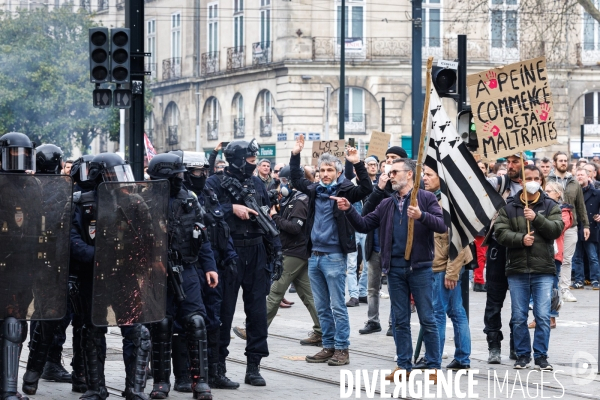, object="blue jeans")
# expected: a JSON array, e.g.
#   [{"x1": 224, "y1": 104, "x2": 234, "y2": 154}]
[
  {"x1": 572, "y1": 240, "x2": 600, "y2": 283},
  {"x1": 551, "y1": 260, "x2": 561, "y2": 318},
  {"x1": 388, "y1": 266, "x2": 440, "y2": 370},
  {"x1": 308, "y1": 253, "x2": 350, "y2": 349},
  {"x1": 346, "y1": 232, "x2": 368, "y2": 298},
  {"x1": 432, "y1": 269, "x2": 471, "y2": 365},
  {"x1": 507, "y1": 273, "x2": 554, "y2": 360}
]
